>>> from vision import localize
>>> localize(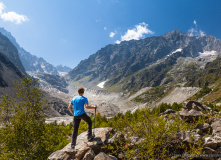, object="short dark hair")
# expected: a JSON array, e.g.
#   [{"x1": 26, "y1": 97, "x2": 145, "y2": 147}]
[{"x1": 78, "y1": 87, "x2": 84, "y2": 94}]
